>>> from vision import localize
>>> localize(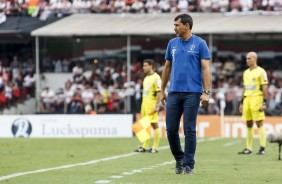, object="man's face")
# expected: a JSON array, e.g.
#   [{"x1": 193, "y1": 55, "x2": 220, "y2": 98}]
[
  {"x1": 143, "y1": 62, "x2": 151, "y2": 74},
  {"x1": 246, "y1": 53, "x2": 255, "y2": 67},
  {"x1": 174, "y1": 18, "x2": 189, "y2": 37}
]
